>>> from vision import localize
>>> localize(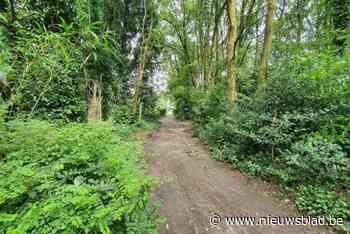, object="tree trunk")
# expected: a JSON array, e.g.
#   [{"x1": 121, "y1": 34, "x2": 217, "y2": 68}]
[
  {"x1": 255, "y1": 0, "x2": 276, "y2": 96},
  {"x1": 296, "y1": 0, "x2": 303, "y2": 42},
  {"x1": 133, "y1": 43, "x2": 148, "y2": 114},
  {"x1": 226, "y1": 0, "x2": 238, "y2": 107},
  {"x1": 87, "y1": 79, "x2": 102, "y2": 121},
  {"x1": 133, "y1": 0, "x2": 151, "y2": 116},
  {"x1": 0, "y1": 72, "x2": 7, "y2": 90}
]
